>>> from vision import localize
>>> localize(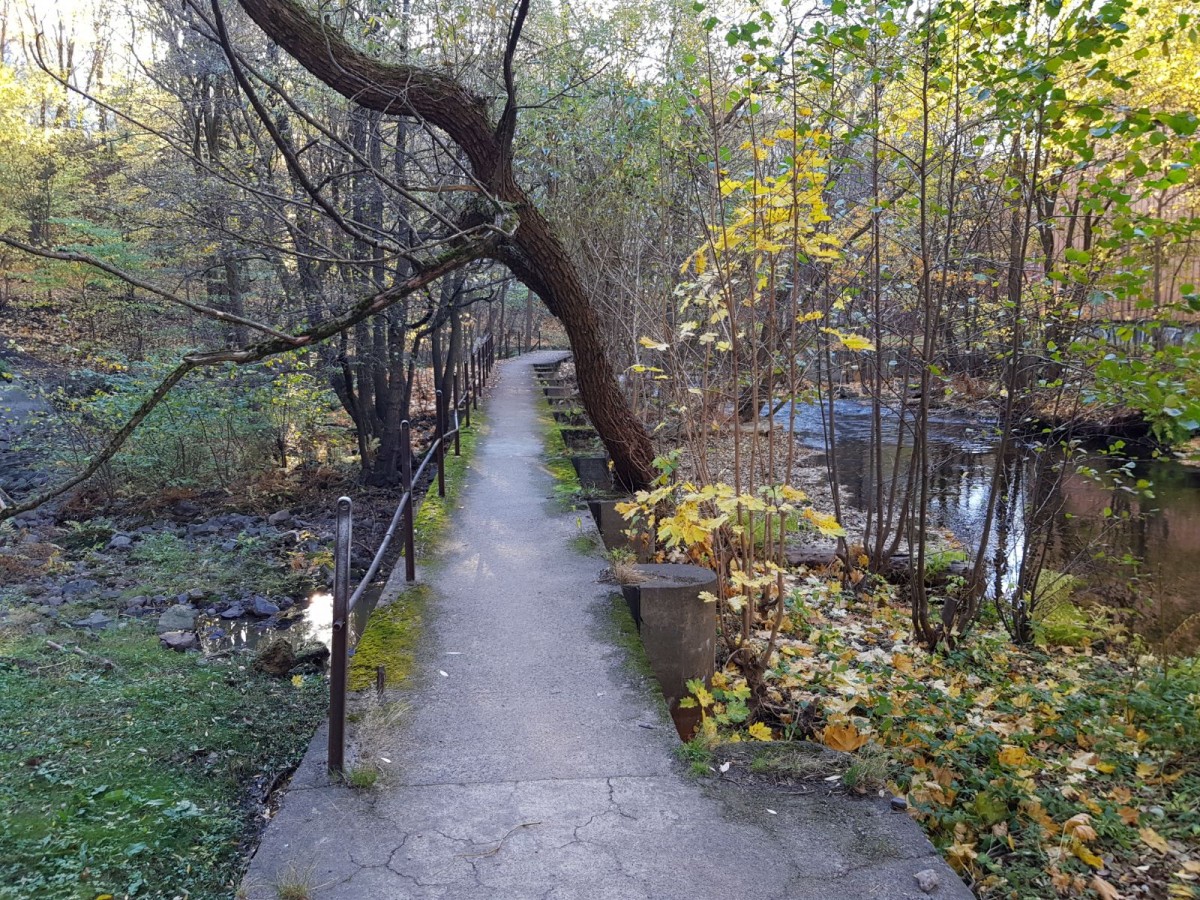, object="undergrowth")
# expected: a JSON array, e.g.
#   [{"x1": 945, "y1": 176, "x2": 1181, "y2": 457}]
[
  {"x1": 0, "y1": 625, "x2": 326, "y2": 899},
  {"x1": 690, "y1": 576, "x2": 1200, "y2": 898}
]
